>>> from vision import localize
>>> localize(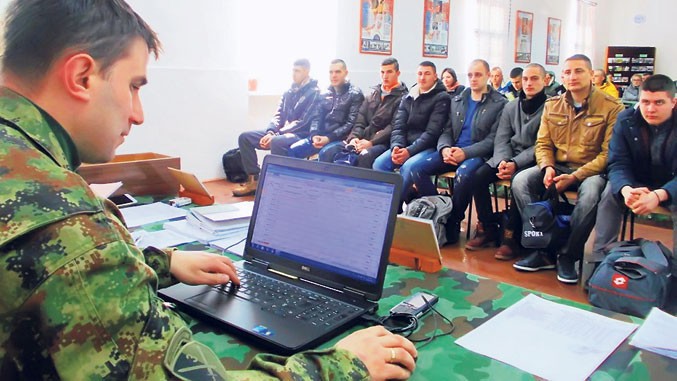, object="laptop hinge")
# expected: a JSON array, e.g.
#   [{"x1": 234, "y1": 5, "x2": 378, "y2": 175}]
[
  {"x1": 251, "y1": 258, "x2": 269, "y2": 268},
  {"x1": 343, "y1": 287, "x2": 366, "y2": 298},
  {"x1": 300, "y1": 277, "x2": 343, "y2": 294}
]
